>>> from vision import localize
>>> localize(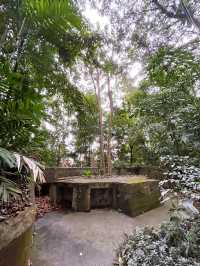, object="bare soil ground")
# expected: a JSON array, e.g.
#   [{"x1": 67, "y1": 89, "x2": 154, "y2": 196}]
[{"x1": 32, "y1": 205, "x2": 169, "y2": 266}]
